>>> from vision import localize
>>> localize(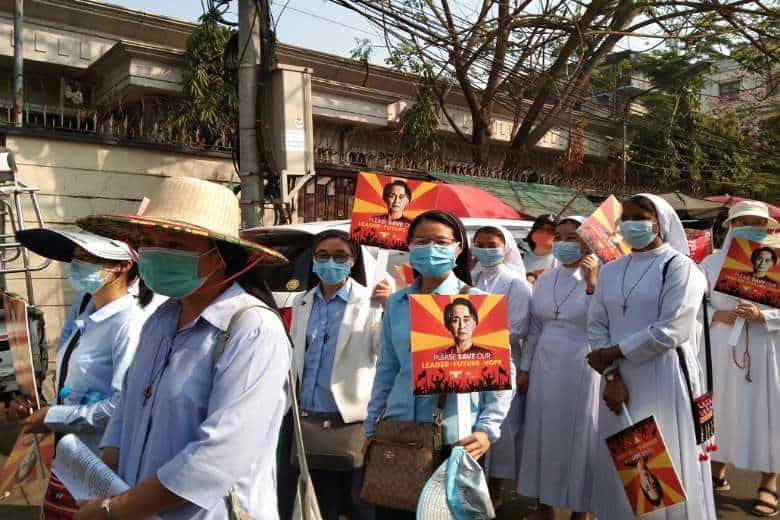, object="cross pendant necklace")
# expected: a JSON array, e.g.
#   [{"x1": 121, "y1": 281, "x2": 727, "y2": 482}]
[
  {"x1": 620, "y1": 256, "x2": 659, "y2": 315},
  {"x1": 552, "y1": 269, "x2": 578, "y2": 320}
]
